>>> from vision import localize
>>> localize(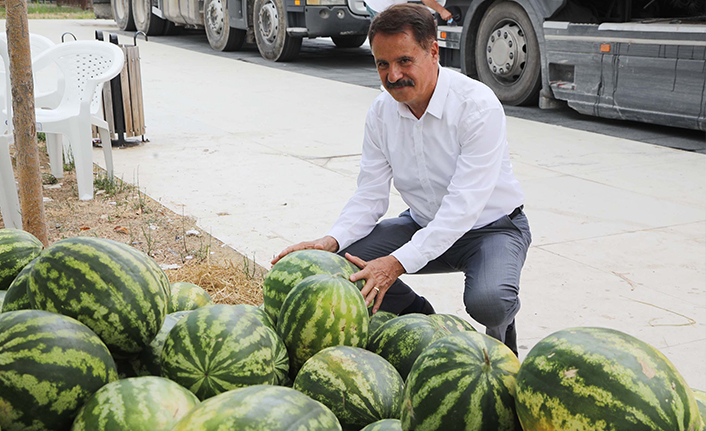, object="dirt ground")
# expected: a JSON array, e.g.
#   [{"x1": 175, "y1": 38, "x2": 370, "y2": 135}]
[{"x1": 2, "y1": 140, "x2": 266, "y2": 306}]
